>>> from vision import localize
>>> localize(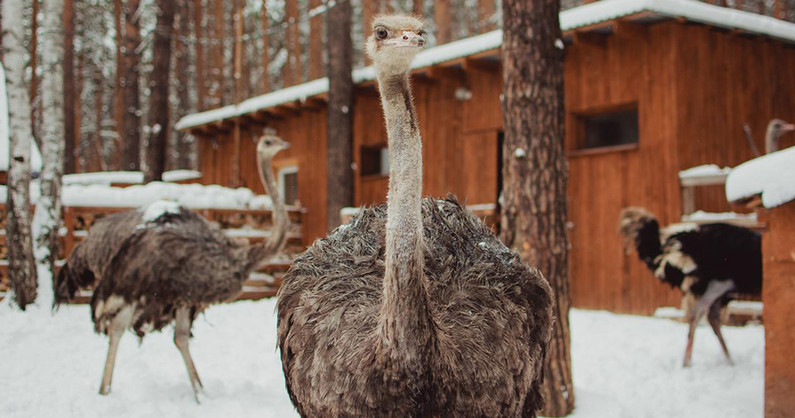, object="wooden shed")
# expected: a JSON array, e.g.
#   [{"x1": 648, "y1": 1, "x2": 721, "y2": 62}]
[
  {"x1": 176, "y1": 0, "x2": 795, "y2": 314},
  {"x1": 726, "y1": 148, "x2": 795, "y2": 418}
]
